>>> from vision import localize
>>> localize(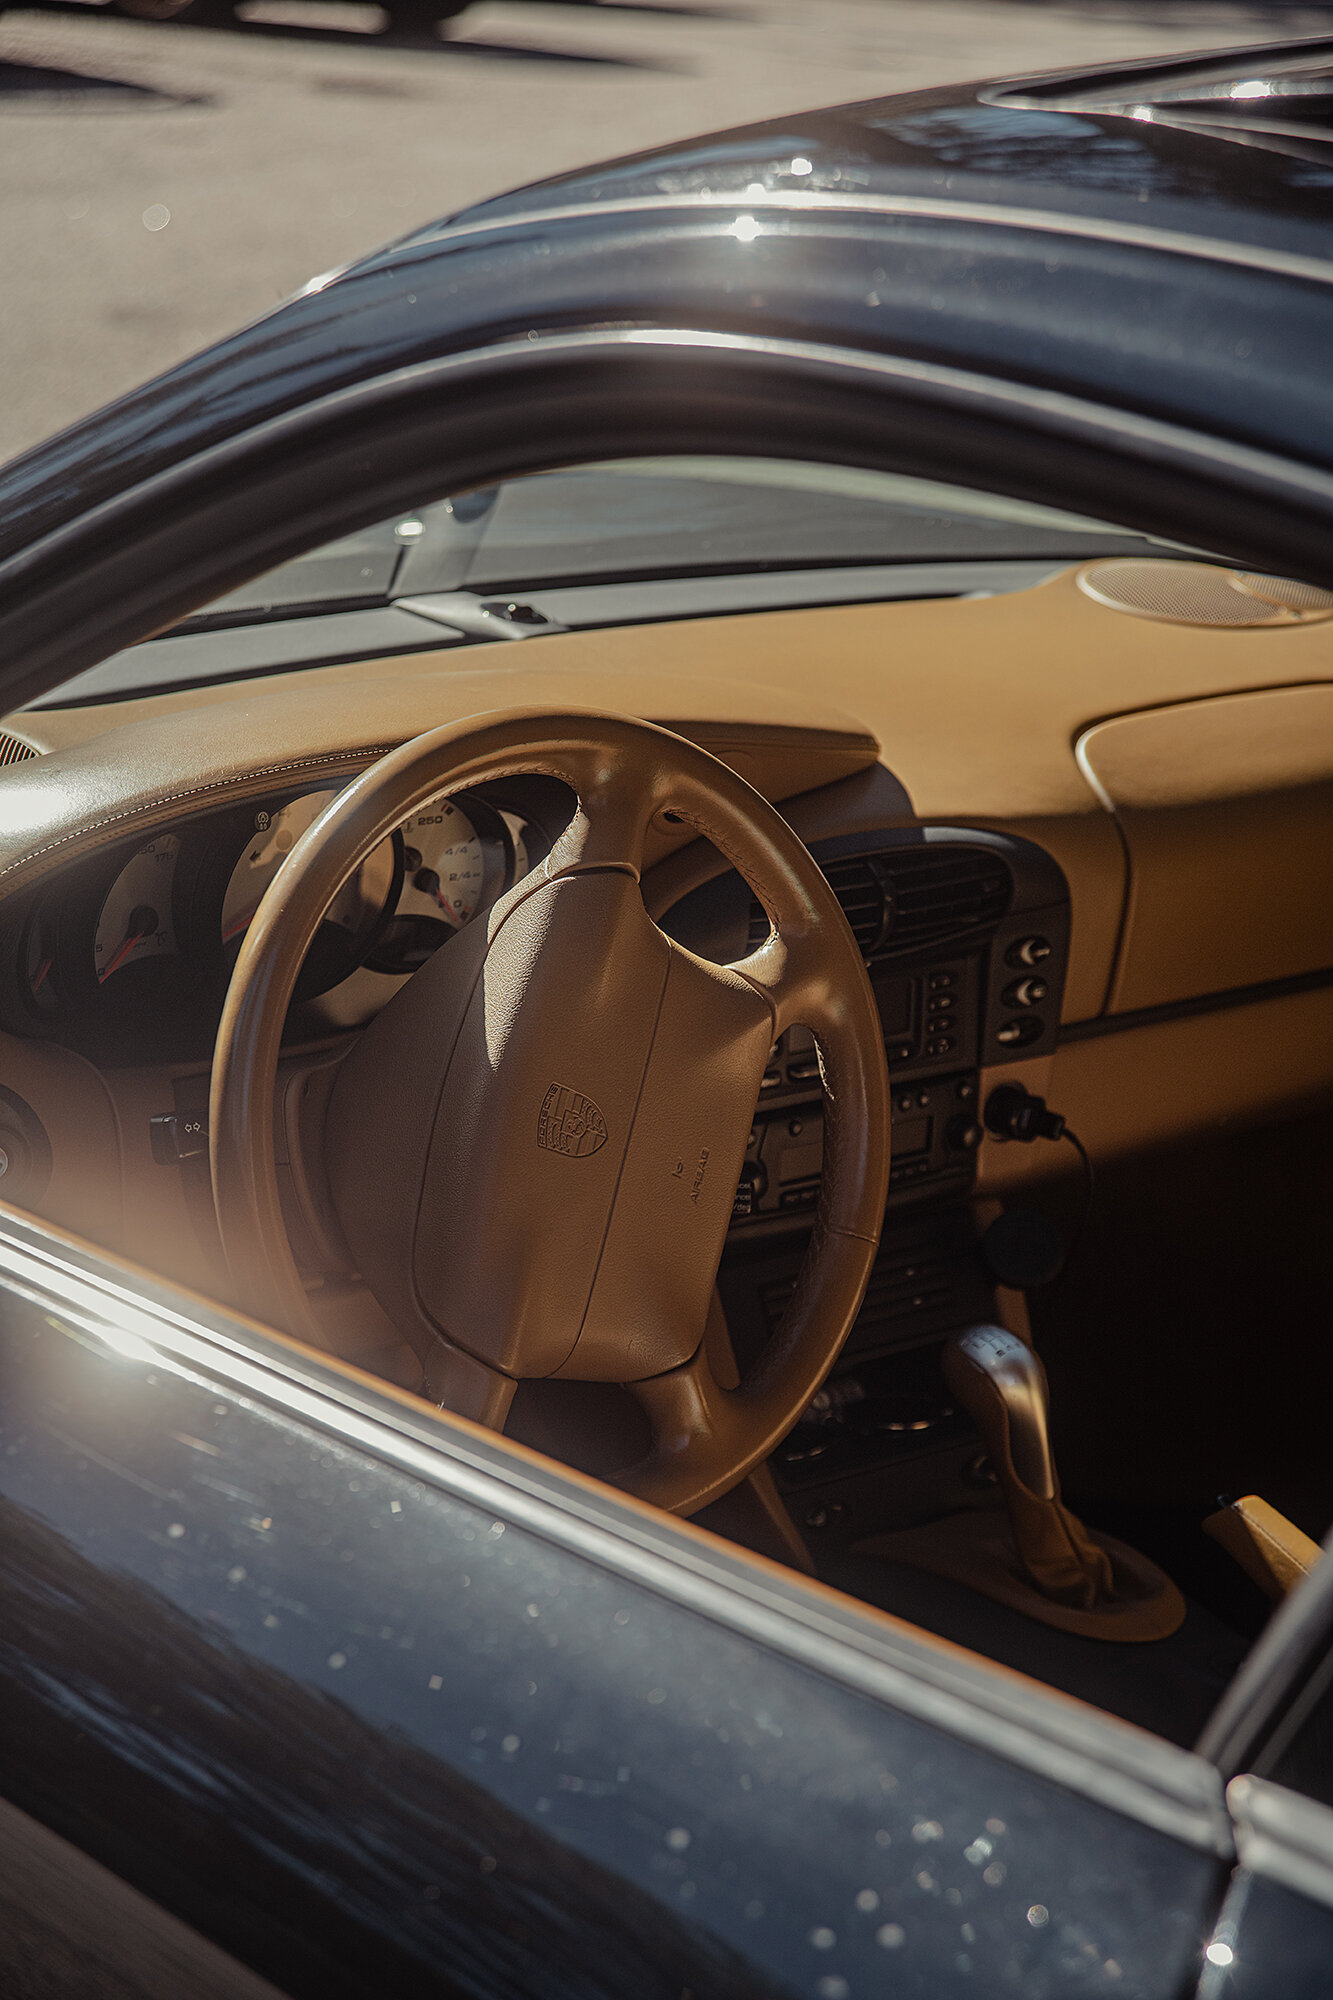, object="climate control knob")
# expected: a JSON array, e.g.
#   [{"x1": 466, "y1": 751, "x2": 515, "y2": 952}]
[
  {"x1": 1006, "y1": 935, "x2": 1052, "y2": 969},
  {"x1": 1002, "y1": 976, "x2": 1048, "y2": 1009}
]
